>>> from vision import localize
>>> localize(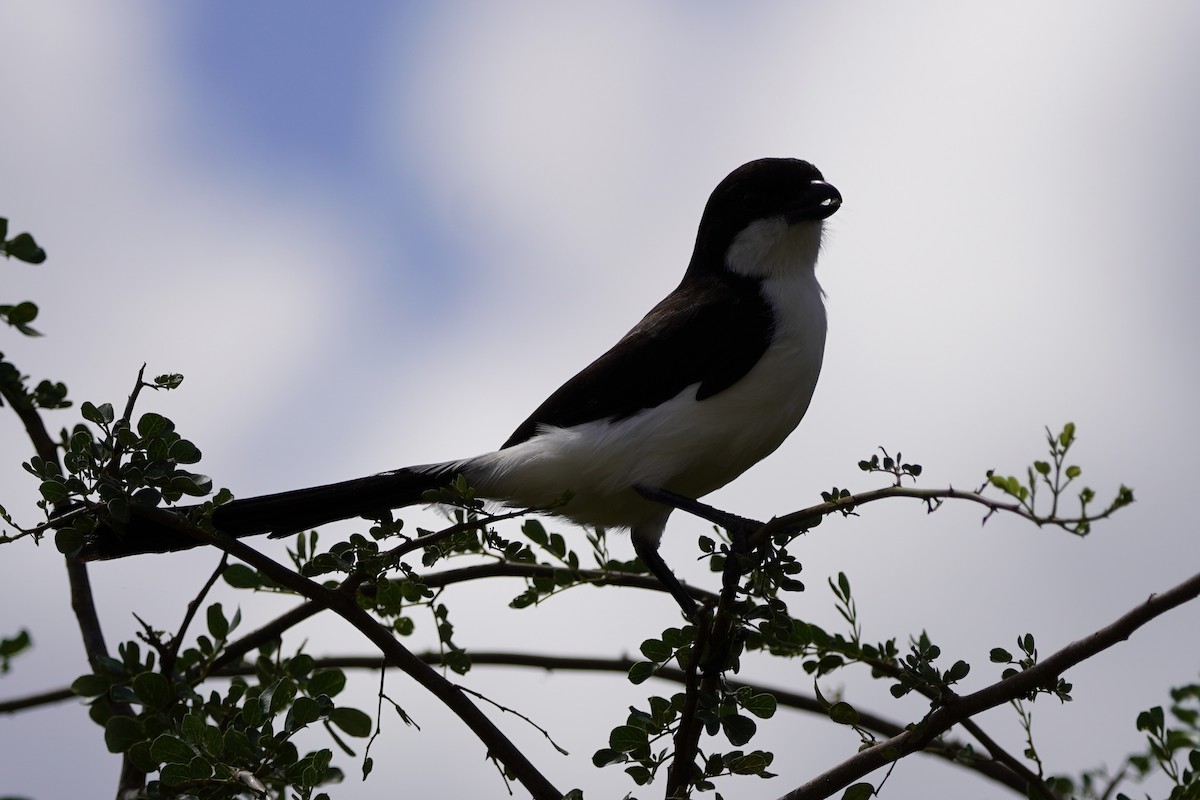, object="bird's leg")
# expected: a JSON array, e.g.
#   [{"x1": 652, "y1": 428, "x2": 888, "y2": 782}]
[
  {"x1": 631, "y1": 535, "x2": 700, "y2": 619},
  {"x1": 635, "y1": 484, "x2": 768, "y2": 592},
  {"x1": 633, "y1": 485, "x2": 763, "y2": 539}
]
